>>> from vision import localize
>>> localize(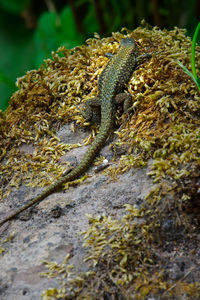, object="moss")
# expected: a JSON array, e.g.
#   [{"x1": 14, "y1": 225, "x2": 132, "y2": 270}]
[
  {"x1": 41, "y1": 205, "x2": 200, "y2": 299},
  {"x1": 1, "y1": 23, "x2": 200, "y2": 299},
  {"x1": 0, "y1": 233, "x2": 15, "y2": 255}
]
